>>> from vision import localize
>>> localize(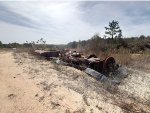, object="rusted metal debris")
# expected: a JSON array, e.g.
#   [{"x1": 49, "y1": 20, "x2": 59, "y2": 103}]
[
  {"x1": 59, "y1": 50, "x2": 119, "y2": 77},
  {"x1": 34, "y1": 50, "x2": 60, "y2": 59},
  {"x1": 34, "y1": 49, "x2": 120, "y2": 78}
]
